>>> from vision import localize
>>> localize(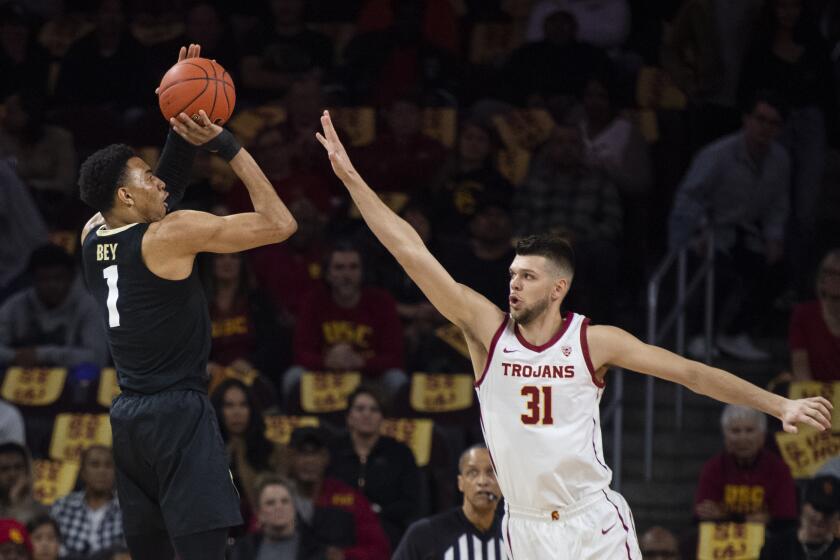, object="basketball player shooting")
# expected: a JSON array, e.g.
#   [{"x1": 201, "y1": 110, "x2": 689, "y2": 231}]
[
  {"x1": 77, "y1": 45, "x2": 297, "y2": 560},
  {"x1": 315, "y1": 110, "x2": 832, "y2": 559}
]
